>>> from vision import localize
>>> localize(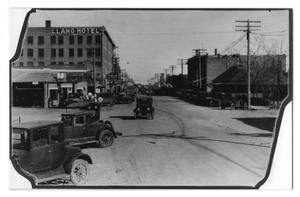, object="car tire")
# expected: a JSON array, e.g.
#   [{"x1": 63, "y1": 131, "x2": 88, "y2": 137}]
[
  {"x1": 98, "y1": 130, "x2": 114, "y2": 148},
  {"x1": 70, "y1": 159, "x2": 90, "y2": 185}
]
